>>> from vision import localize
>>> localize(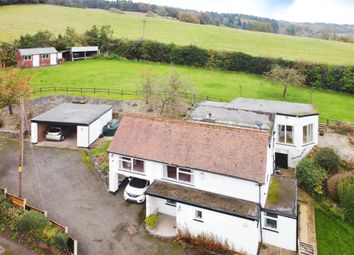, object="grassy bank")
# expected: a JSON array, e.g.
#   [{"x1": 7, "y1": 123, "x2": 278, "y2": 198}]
[
  {"x1": 29, "y1": 59, "x2": 354, "y2": 123},
  {"x1": 1, "y1": 4, "x2": 354, "y2": 65}
]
